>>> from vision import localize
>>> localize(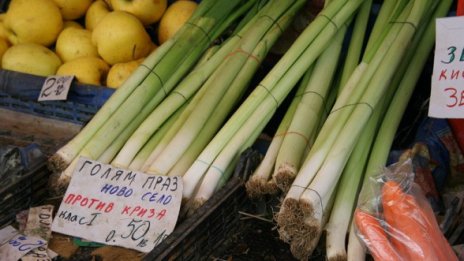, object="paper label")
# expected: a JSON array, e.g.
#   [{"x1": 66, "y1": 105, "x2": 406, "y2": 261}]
[
  {"x1": 429, "y1": 16, "x2": 464, "y2": 118},
  {"x1": 51, "y1": 157, "x2": 183, "y2": 253},
  {"x1": 21, "y1": 246, "x2": 54, "y2": 261},
  {"x1": 0, "y1": 234, "x2": 46, "y2": 261},
  {"x1": 38, "y1": 75, "x2": 73, "y2": 101},
  {"x1": 24, "y1": 205, "x2": 54, "y2": 241},
  {"x1": 0, "y1": 226, "x2": 19, "y2": 245},
  {"x1": 22, "y1": 205, "x2": 54, "y2": 261}
]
